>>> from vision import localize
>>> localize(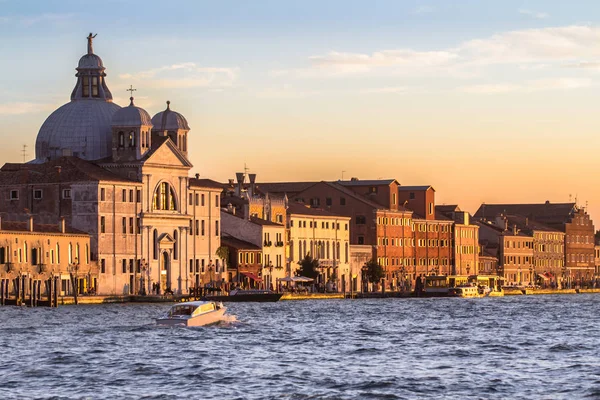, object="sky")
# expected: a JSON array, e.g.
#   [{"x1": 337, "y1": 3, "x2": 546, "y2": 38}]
[{"x1": 1, "y1": 0, "x2": 600, "y2": 221}]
